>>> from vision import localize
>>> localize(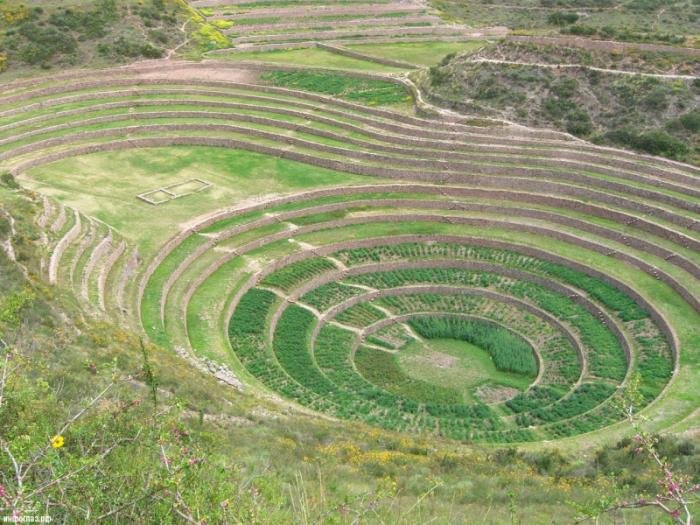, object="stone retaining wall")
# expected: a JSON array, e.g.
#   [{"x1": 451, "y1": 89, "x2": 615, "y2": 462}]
[
  {"x1": 198, "y1": 197, "x2": 697, "y2": 277},
  {"x1": 16, "y1": 103, "x2": 691, "y2": 192},
  {"x1": 8, "y1": 132, "x2": 697, "y2": 233},
  {"x1": 1, "y1": 60, "x2": 697, "y2": 178},
  {"x1": 316, "y1": 43, "x2": 419, "y2": 69},
  {"x1": 218, "y1": 230, "x2": 682, "y2": 374},
  {"x1": 48, "y1": 209, "x2": 81, "y2": 284}
]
